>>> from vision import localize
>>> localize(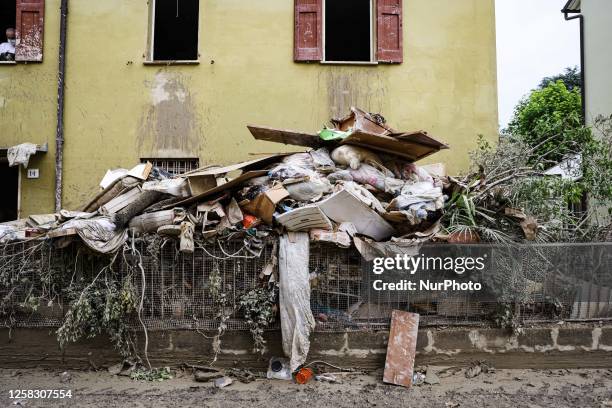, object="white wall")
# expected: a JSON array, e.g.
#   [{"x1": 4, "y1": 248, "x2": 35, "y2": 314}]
[{"x1": 581, "y1": 0, "x2": 612, "y2": 126}]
